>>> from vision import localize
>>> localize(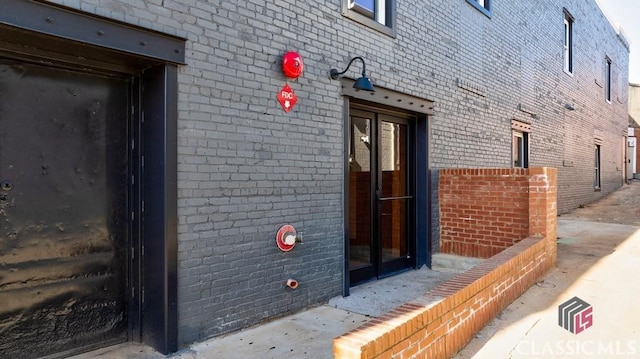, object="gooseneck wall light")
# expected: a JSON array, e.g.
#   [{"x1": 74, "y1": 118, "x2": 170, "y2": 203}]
[{"x1": 330, "y1": 56, "x2": 375, "y2": 92}]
